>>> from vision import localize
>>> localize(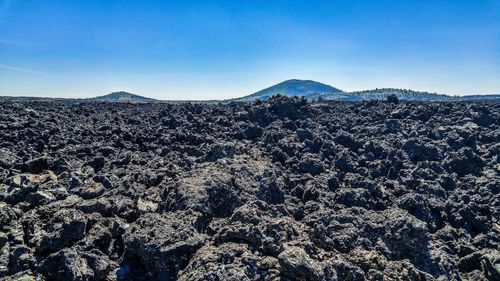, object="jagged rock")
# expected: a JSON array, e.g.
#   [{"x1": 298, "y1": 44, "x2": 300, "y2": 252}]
[
  {"x1": 0, "y1": 149, "x2": 18, "y2": 169},
  {"x1": 387, "y1": 94, "x2": 400, "y2": 104},
  {"x1": 244, "y1": 124, "x2": 264, "y2": 139},
  {"x1": 205, "y1": 144, "x2": 235, "y2": 162},
  {"x1": 268, "y1": 94, "x2": 308, "y2": 120},
  {"x1": 278, "y1": 246, "x2": 323, "y2": 280},
  {"x1": 0, "y1": 97, "x2": 498, "y2": 280},
  {"x1": 256, "y1": 176, "x2": 285, "y2": 204},
  {"x1": 179, "y1": 243, "x2": 280, "y2": 281},
  {"x1": 444, "y1": 147, "x2": 484, "y2": 176},
  {"x1": 402, "y1": 138, "x2": 441, "y2": 162},
  {"x1": 121, "y1": 212, "x2": 207, "y2": 280},
  {"x1": 7, "y1": 245, "x2": 36, "y2": 275},
  {"x1": 0, "y1": 172, "x2": 57, "y2": 205},
  {"x1": 296, "y1": 154, "x2": 325, "y2": 175},
  {"x1": 79, "y1": 179, "x2": 106, "y2": 199},
  {"x1": 23, "y1": 156, "x2": 53, "y2": 174},
  {"x1": 215, "y1": 202, "x2": 302, "y2": 256},
  {"x1": 29, "y1": 209, "x2": 87, "y2": 254},
  {"x1": 40, "y1": 248, "x2": 111, "y2": 281},
  {"x1": 86, "y1": 156, "x2": 105, "y2": 172}
]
